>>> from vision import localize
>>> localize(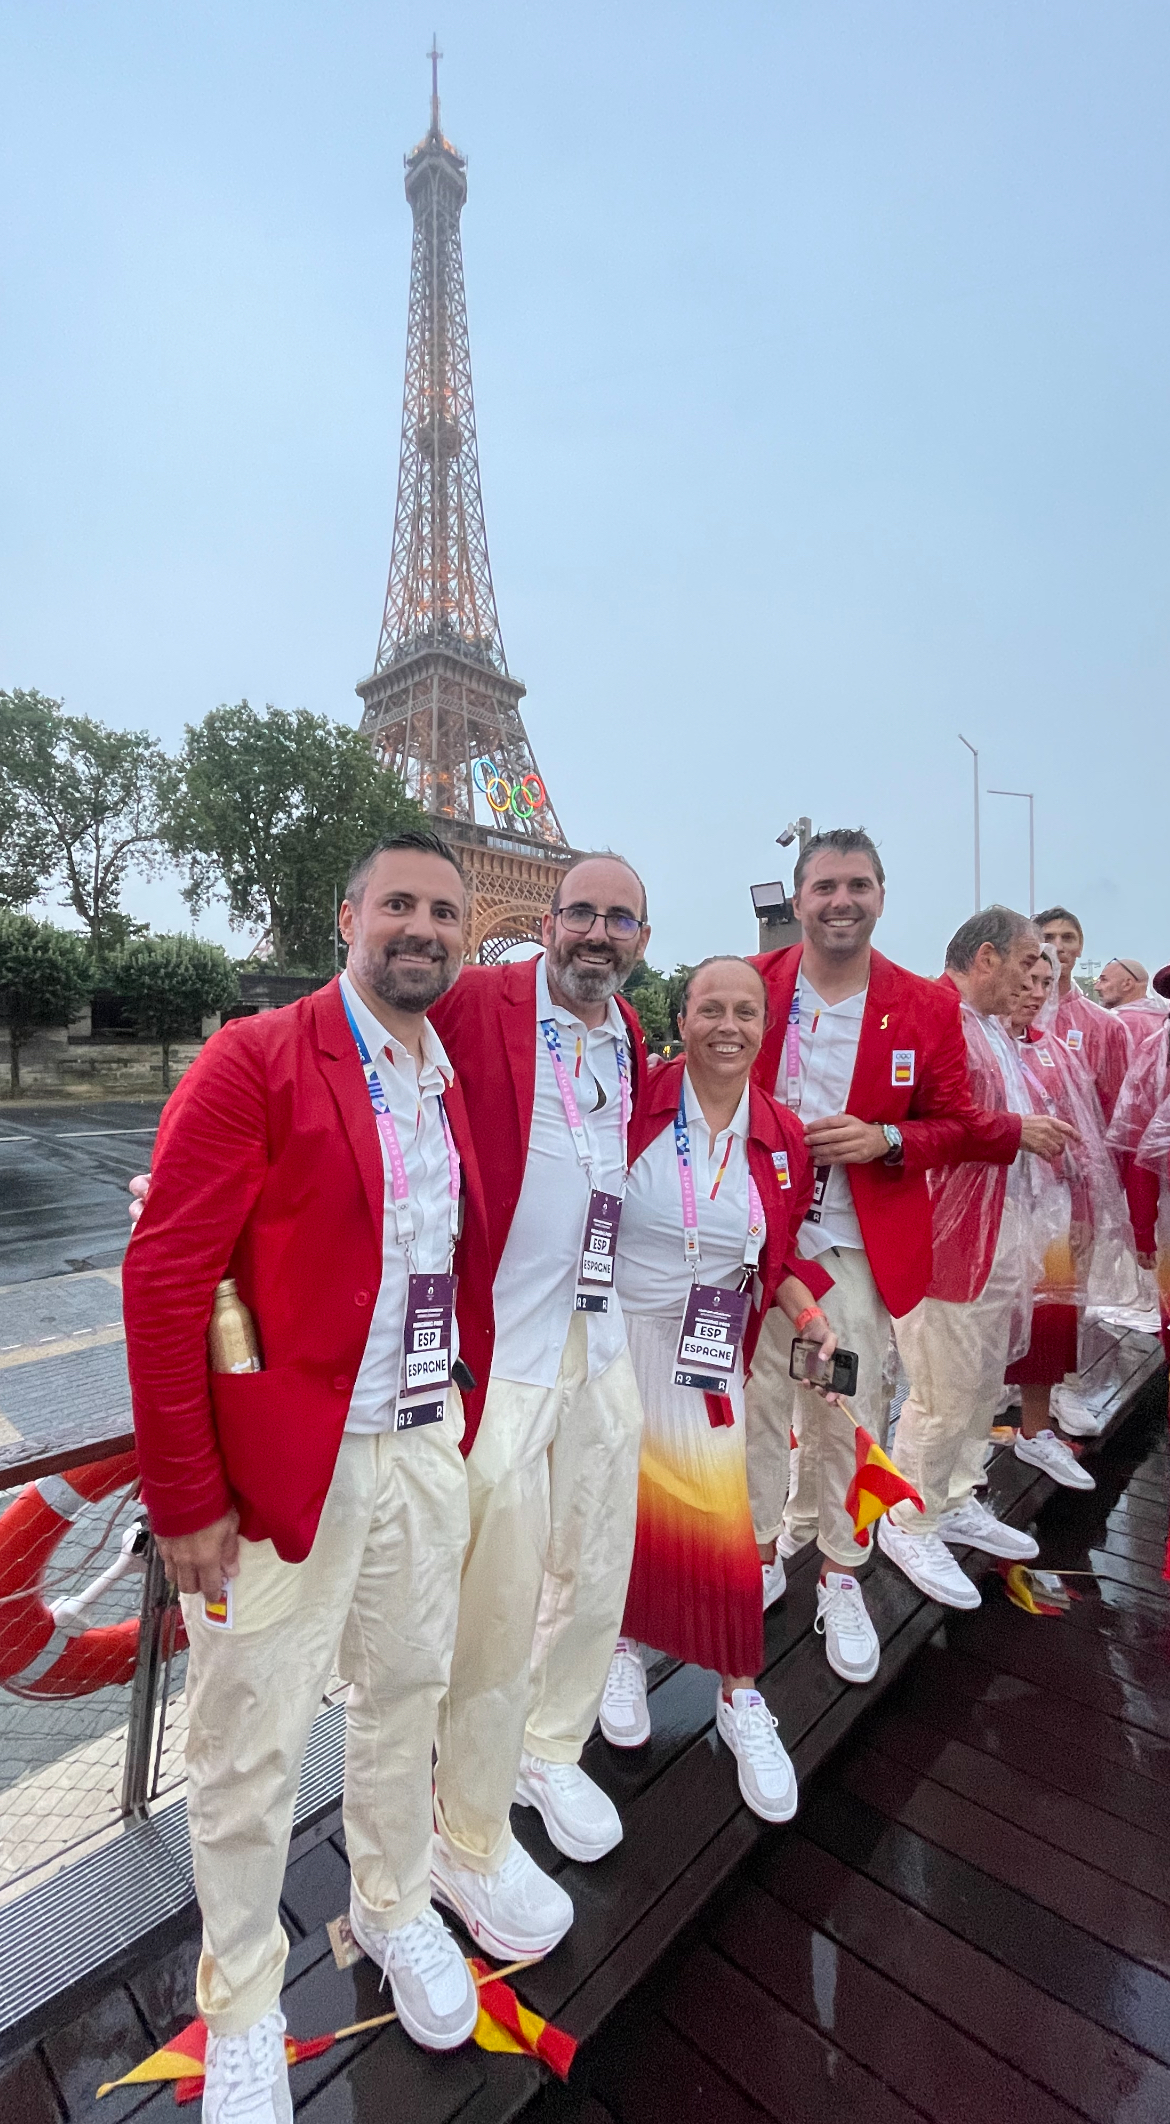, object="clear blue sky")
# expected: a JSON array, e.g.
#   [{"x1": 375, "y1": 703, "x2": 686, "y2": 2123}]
[{"x1": 2, "y1": 2, "x2": 1167, "y2": 976}]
